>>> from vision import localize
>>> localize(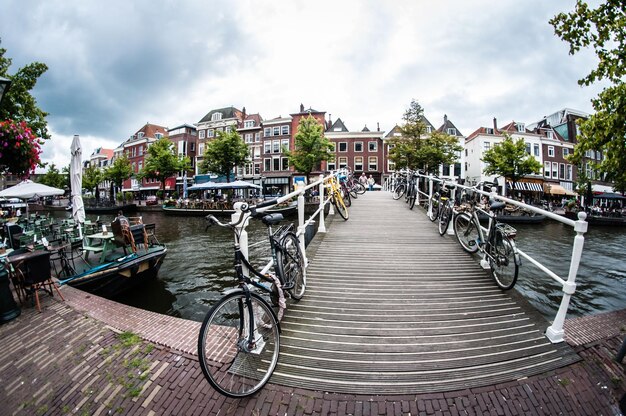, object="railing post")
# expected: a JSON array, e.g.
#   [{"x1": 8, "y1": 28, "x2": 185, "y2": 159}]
[
  {"x1": 296, "y1": 185, "x2": 307, "y2": 265},
  {"x1": 447, "y1": 184, "x2": 456, "y2": 235},
  {"x1": 546, "y1": 212, "x2": 588, "y2": 343},
  {"x1": 318, "y1": 174, "x2": 326, "y2": 233},
  {"x1": 232, "y1": 203, "x2": 251, "y2": 275},
  {"x1": 426, "y1": 177, "x2": 434, "y2": 218},
  {"x1": 415, "y1": 174, "x2": 420, "y2": 207}
]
